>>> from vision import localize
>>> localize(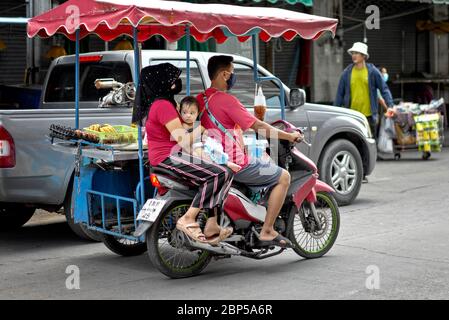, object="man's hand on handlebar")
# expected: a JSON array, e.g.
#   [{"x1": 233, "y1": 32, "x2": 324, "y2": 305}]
[{"x1": 287, "y1": 131, "x2": 304, "y2": 144}]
